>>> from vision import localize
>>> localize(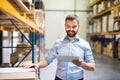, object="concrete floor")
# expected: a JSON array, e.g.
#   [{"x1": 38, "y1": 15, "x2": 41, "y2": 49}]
[
  {"x1": 39, "y1": 53, "x2": 120, "y2": 80},
  {"x1": 84, "y1": 54, "x2": 120, "y2": 80}
]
